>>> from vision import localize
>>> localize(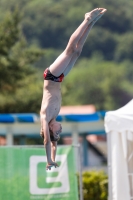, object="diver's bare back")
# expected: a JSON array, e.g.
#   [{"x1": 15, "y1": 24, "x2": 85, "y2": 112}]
[{"x1": 41, "y1": 80, "x2": 62, "y2": 122}]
